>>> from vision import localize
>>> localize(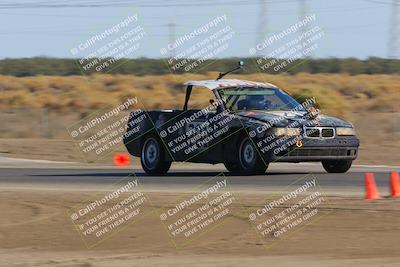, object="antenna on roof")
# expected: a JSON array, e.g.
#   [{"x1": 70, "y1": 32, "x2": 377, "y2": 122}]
[{"x1": 216, "y1": 61, "x2": 244, "y2": 81}]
